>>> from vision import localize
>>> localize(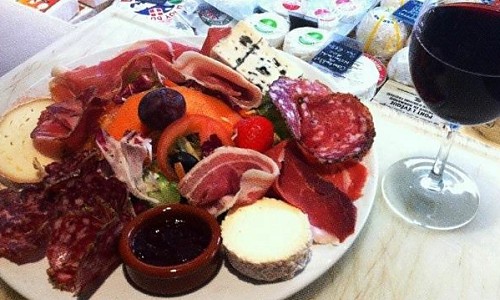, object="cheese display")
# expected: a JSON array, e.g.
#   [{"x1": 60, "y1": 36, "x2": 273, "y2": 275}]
[
  {"x1": 211, "y1": 21, "x2": 302, "y2": 92},
  {"x1": 244, "y1": 12, "x2": 290, "y2": 48},
  {"x1": 328, "y1": 54, "x2": 380, "y2": 102},
  {"x1": 387, "y1": 46, "x2": 414, "y2": 87},
  {"x1": 355, "y1": 6, "x2": 409, "y2": 63},
  {"x1": 282, "y1": 27, "x2": 331, "y2": 61},
  {"x1": 221, "y1": 198, "x2": 313, "y2": 282}
]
